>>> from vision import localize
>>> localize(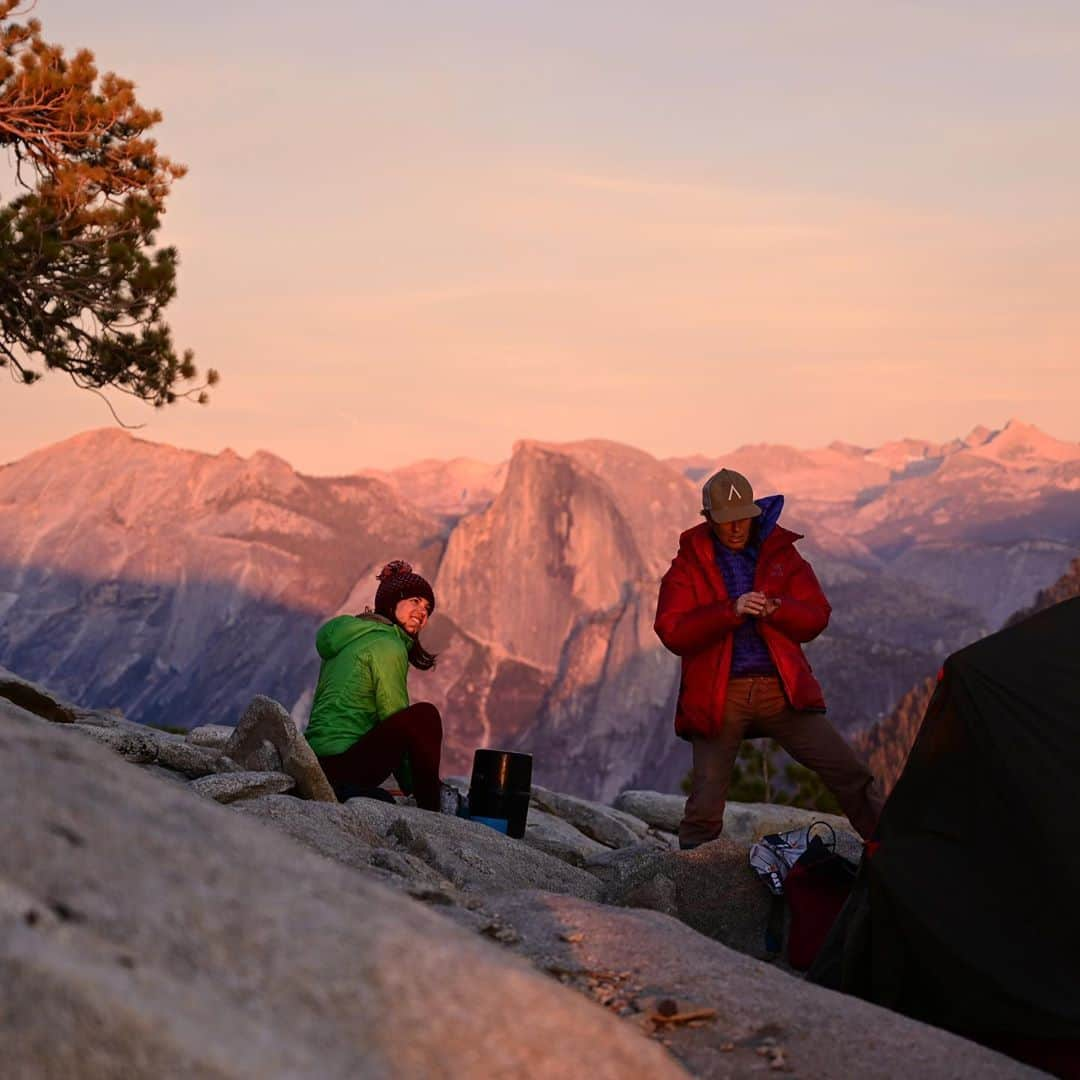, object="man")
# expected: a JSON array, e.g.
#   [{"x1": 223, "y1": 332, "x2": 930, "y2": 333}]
[{"x1": 654, "y1": 468, "x2": 883, "y2": 849}]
